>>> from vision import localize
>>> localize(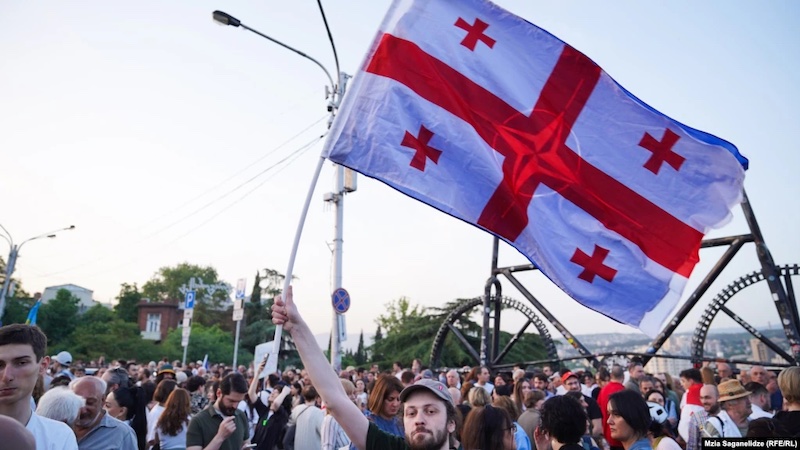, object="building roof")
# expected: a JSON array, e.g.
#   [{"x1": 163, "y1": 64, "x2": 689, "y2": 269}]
[{"x1": 43, "y1": 283, "x2": 93, "y2": 293}]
